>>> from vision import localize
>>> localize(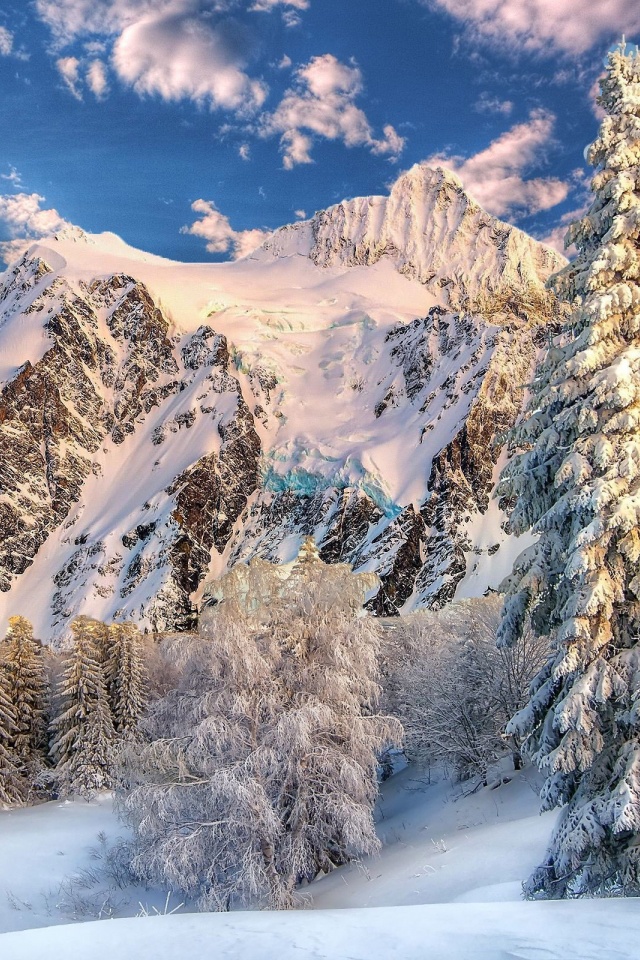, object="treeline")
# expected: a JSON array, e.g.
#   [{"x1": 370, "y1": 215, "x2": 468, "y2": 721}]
[{"x1": 0, "y1": 615, "x2": 148, "y2": 804}]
